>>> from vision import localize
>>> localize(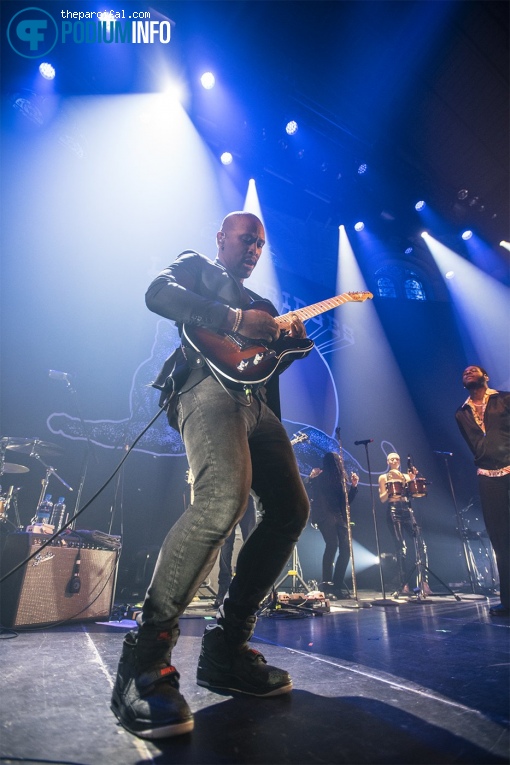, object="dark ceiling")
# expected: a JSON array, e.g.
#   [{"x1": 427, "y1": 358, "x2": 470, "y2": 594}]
[
  {"x1": 149, "y1": 0, "x2": 509, "y2": 248},
  {"x1": 2, "y1": 0, "x2": 509, "y2": 249}
]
